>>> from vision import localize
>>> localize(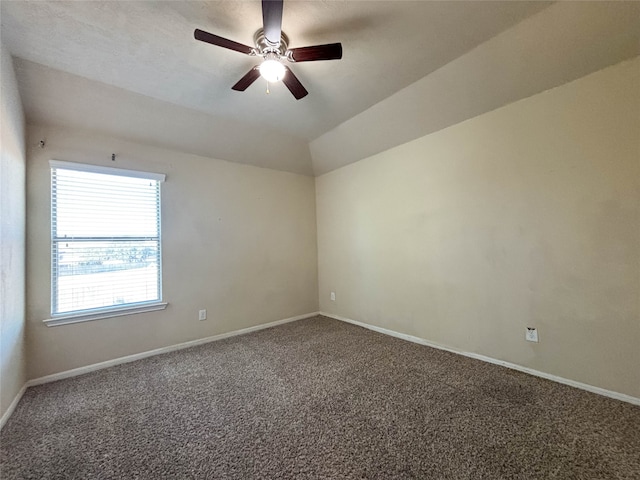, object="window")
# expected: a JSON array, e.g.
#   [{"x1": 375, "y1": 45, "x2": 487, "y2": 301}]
[{"x1": 49, "y1": 161, "x2": 166, "y2": 324}]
